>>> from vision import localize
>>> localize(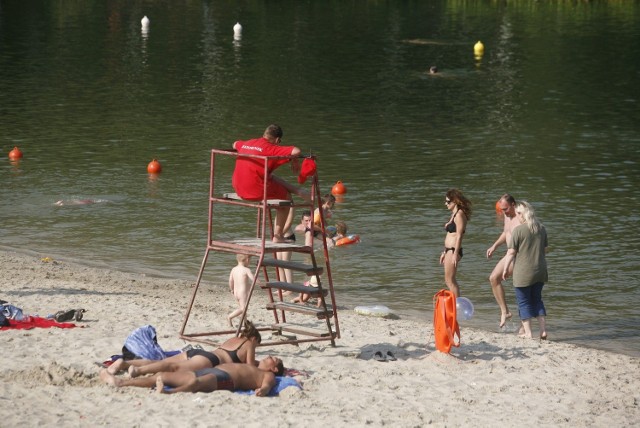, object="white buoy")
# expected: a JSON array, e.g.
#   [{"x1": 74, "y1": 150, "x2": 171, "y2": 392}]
[
  {"x1": 233, "y1": 22, "x2": 242, "y2": 38},
  {"x1": 141, "y1": 16, "x2": 150, "y2": 28}
]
